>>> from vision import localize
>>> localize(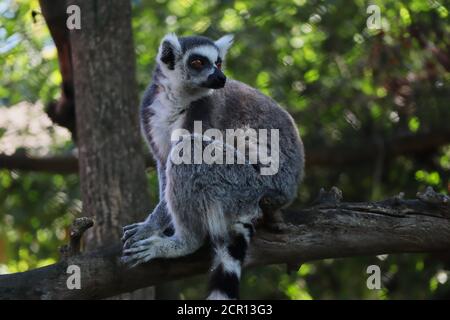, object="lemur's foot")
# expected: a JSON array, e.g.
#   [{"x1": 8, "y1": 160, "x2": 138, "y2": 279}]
[
  {"x1": 121, "y1": 235, "x2": 164, "y2": 268},
  {"x1": 264, "y1": 221, "x2": 288, "y2": 233},
  {"x1": 262, "y1": 209, "x2": 288, "y2": 233}
]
